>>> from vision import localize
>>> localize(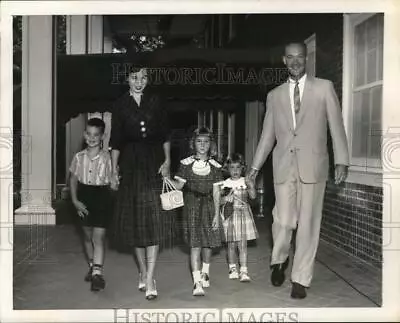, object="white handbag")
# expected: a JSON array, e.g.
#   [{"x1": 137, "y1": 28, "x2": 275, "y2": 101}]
[{"x1": 160, "y1": 177, "x2": 184, "y2": 211}]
